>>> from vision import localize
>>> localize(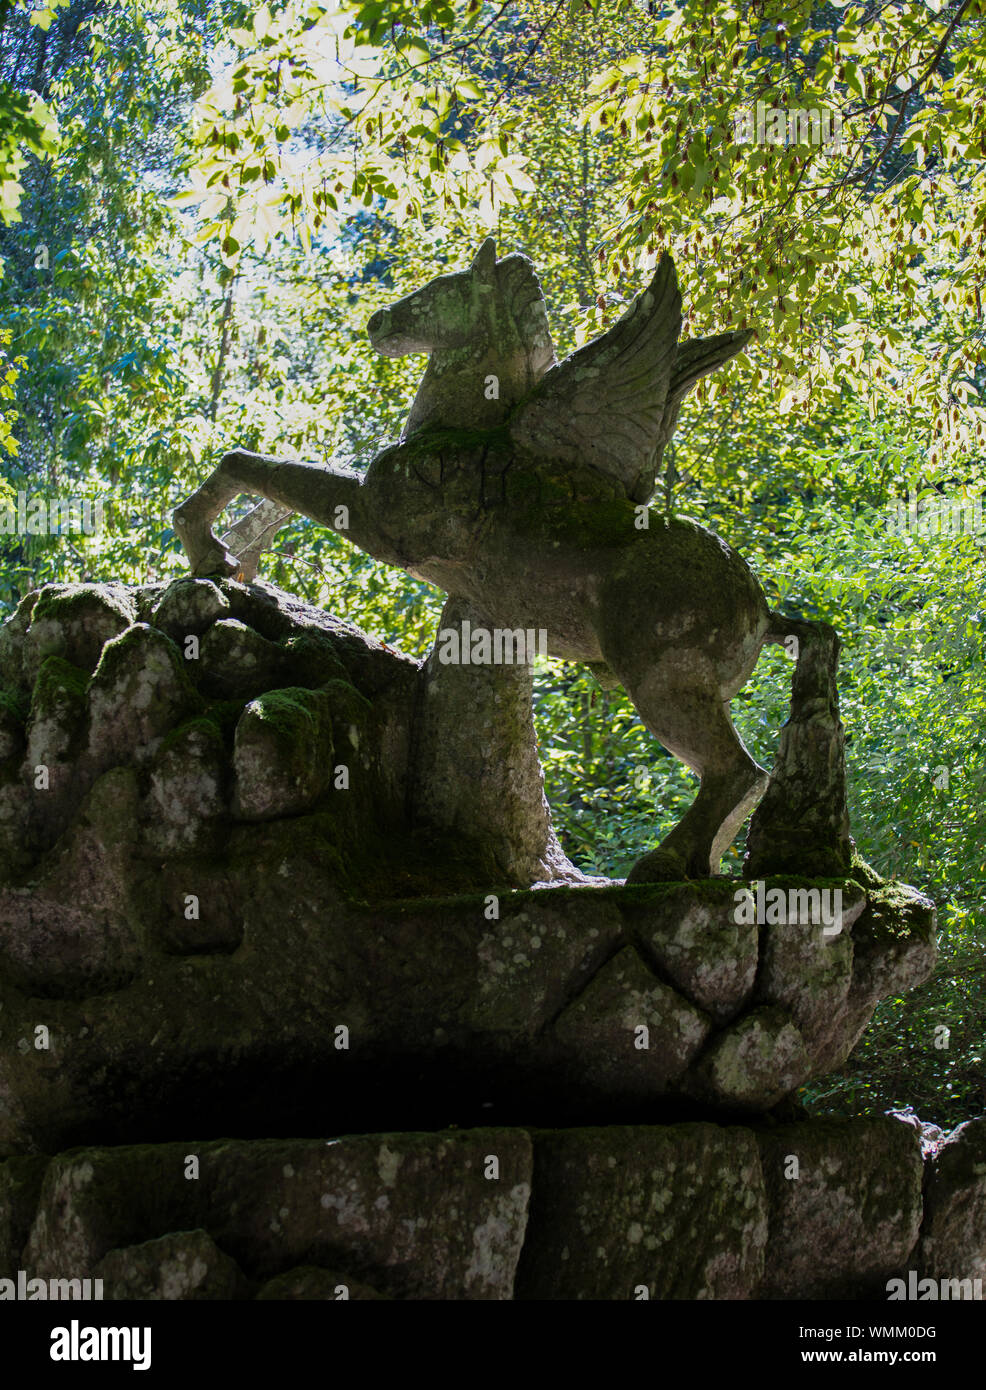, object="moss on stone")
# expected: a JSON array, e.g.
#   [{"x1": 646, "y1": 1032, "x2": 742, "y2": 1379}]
[
  {"x1": 0, "y1": 1153, "x2": 50, "y2": 1273},
  {"x1": 362, "y1": 873, "x2": 872, "y2": 922},
  {"x1": 249, "y1": 687, "x2": 316, "y2": 730},
  {"x1": 250, "y1": 814, "x2": 518, "y2": 906},
  {"x1": 319, "y1": 678, "x2": 371, "y2": 721},
  {"x1": 91, "y1": 622, "x2": 201, "y2": 702},
  {"x1": 366, "y1": 876, "x2": 739, "y2": 915},
  {"x1": 242, "y1": 689, "x2": 333, "y2": 769},
  {"x1": 849, "y1": 849, "x2": 886, "y2": 889},
  {"x1": 233, "y1": 687, "x2": 335, "y2": 817},
  {"x1": 753, "y1": 1115, "x2": 924, "y2": 1298},
  {"x1": 79, "y1": 766, "x2": 142, "y2": 843},
  {"x1": 401, "y1": 421, "x2": 512, "y2": 461},
  {"x1": 157, "y1": 715, "x2": 226, "y2": 761},
  {"x1": 202, "y1": 699, "x2": 247, "y2": 751},
  {"x1": 30, "y1": 655, "x2": 90, "y2": 714},
  {"x1": 505, "y1": 474, "x2": 635, "y2": 549},
  {"x1": 857, "y1": 882, "x2": 937, "y2": 944},
  {"x1": 280, "y1": 633, "x2": 349, "y2": 686},
  {"x1": 89, "y1": 626, "x2": 139, "y2": 685},
  {"x1": 0, "y1": 686, "x2": 29, "y2": 725},
  {"x1": 30, "y1": 585, "x2": 123, "y2": 623}
]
